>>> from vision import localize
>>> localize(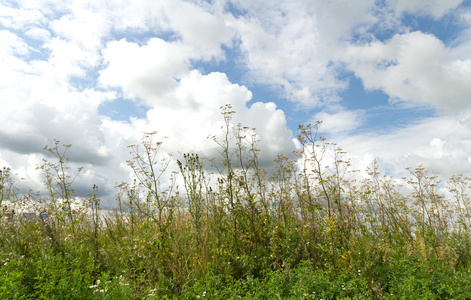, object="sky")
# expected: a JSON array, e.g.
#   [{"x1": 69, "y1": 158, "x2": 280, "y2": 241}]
[{"x1": 1, "y1": 0, "x2": 471, "y2": 207}]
